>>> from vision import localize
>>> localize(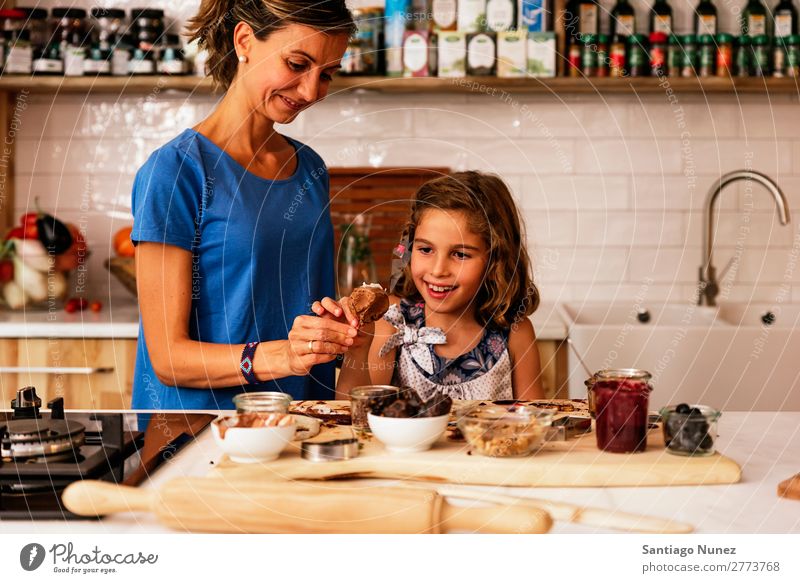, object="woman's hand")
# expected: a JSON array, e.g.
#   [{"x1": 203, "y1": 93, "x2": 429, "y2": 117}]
[
  {"x1": 311, "y1": 296, "x2": 373, "y2": 352},
  {"x1": 279, "y1": 314, "x2": 358, "y2": 377}
]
